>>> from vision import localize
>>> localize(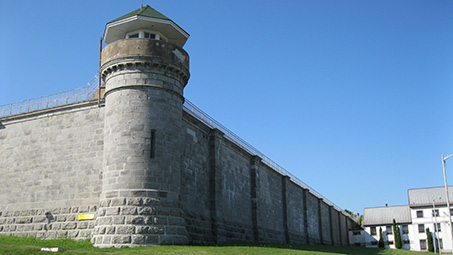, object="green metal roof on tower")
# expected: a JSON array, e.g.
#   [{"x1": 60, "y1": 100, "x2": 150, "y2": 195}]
[
  {"x1": 103, "y1": 5, "x2": 189, "y2": 47},
  {"x1": 108, "y1": 5, "x2": 170, "y2": 24}
]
